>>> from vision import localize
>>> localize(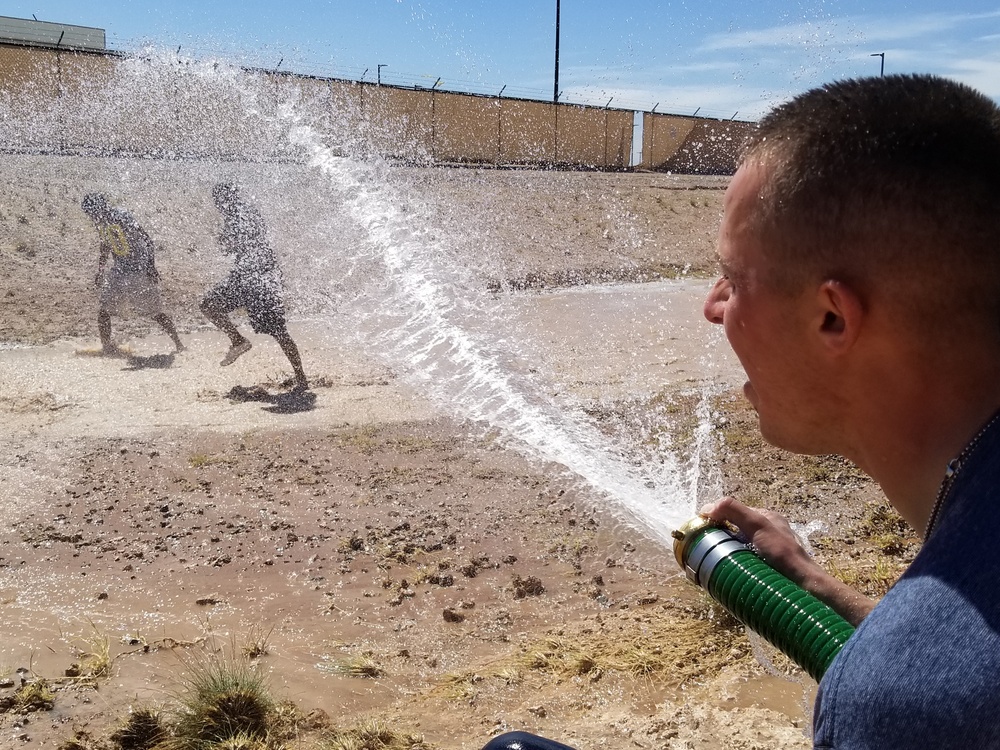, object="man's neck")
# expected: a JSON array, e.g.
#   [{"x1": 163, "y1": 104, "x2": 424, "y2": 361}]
[{"x1": 849, "y1": 383, "x2": 1000, "y2": 533}]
